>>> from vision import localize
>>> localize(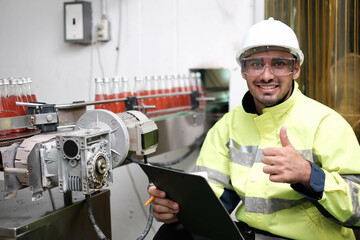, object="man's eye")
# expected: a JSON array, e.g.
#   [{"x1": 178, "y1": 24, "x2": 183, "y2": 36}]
[
  {"x1": 272, "y1": 60, "x2": 288, "y2": 67},
  {"x1": 249, "y1": 61, "x2": 262, "y2": 67}
]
